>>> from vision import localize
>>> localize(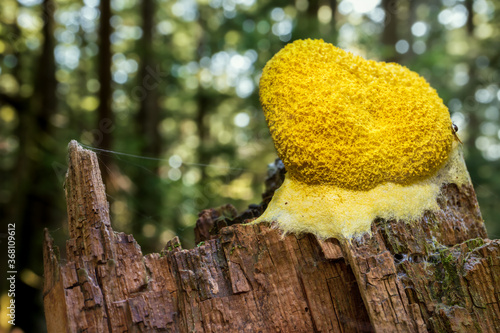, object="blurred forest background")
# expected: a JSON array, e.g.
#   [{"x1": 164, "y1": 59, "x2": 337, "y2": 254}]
[{"x1": 0, "y1": 0, "x2": 499, "y2": 331}]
